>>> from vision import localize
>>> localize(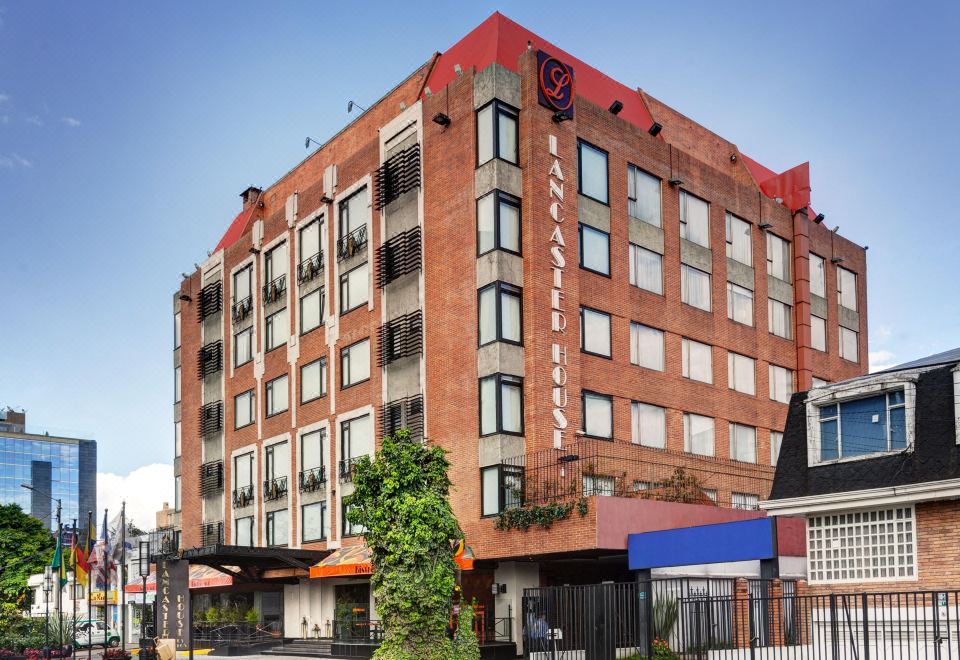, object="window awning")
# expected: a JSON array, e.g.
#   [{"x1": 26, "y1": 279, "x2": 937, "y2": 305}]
[
  {"x1": 310, "y1": 543, "x2": 474, "y2": 579},
  {"x1": 125, "y1": 564, "x2": 233, "y2": 594}
]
